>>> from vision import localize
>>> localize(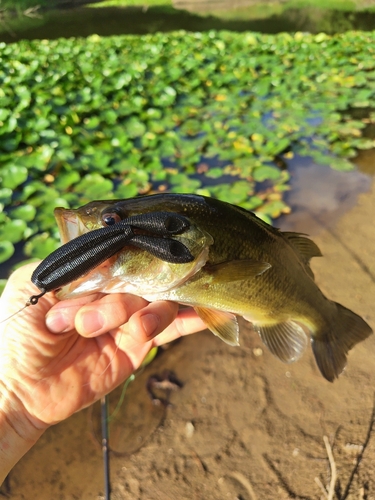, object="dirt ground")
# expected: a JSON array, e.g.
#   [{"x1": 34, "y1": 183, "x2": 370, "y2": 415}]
[{"x1": 4, "y1": 172, "x2": 375, "y2": 500}]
